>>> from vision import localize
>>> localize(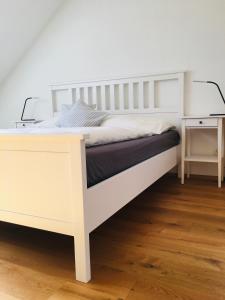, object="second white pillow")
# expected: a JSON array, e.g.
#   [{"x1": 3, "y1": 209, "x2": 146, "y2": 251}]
[{"x1": 101, "y1": 115, "x2": 174, "y2": 135}]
